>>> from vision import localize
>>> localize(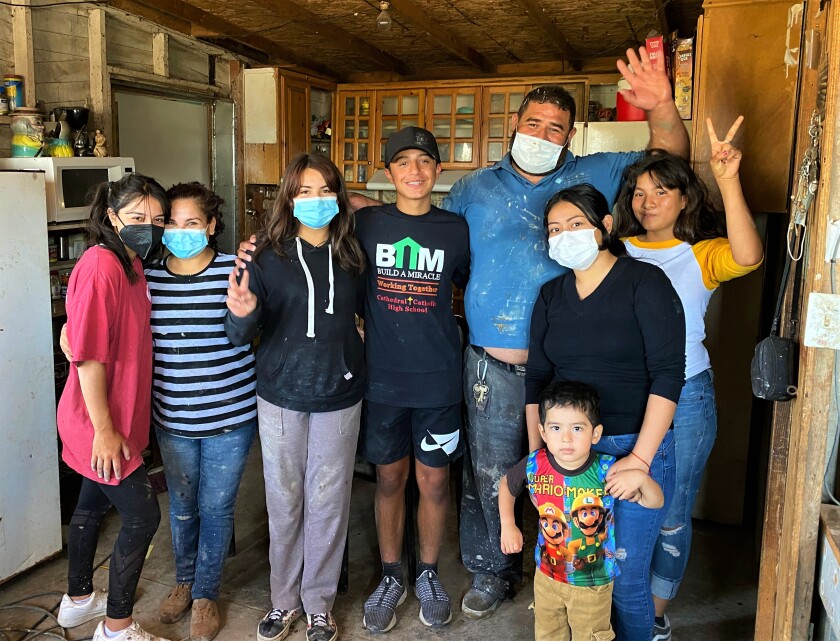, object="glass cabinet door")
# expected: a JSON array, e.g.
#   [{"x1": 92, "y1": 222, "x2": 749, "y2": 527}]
[
  {"x1": 374, "y1": 90, "x2": 425, "y2": 168},
  {"x1": 336, "y1": 91, "x2": 373, "y2": 188},
  {"x1": 481, "y1": 85, "x2": 531, "y2": 167},
  {"x1": 427, "y1": 87, "x2": 480, "y2": 169}
]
